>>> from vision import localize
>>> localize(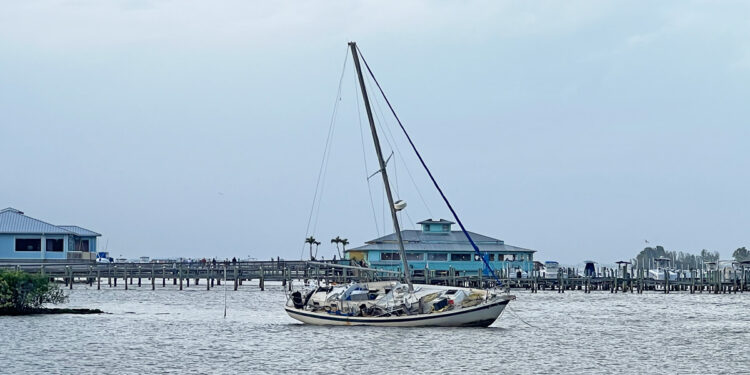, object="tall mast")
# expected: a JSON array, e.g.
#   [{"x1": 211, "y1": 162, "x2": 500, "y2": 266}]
[{"x1": 349, "y1": 42, "x2": 413, "y2": 292}]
